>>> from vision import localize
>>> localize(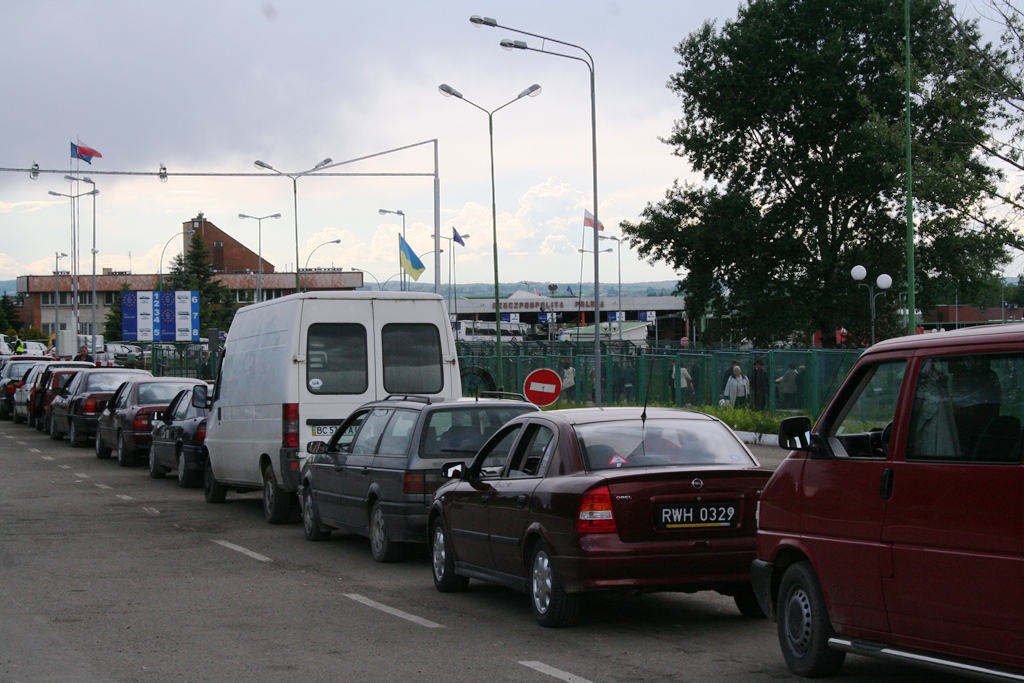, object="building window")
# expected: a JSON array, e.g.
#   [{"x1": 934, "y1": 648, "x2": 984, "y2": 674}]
[{"x1": 104, "y1": 292, "x2": 117, "y2": 305}]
